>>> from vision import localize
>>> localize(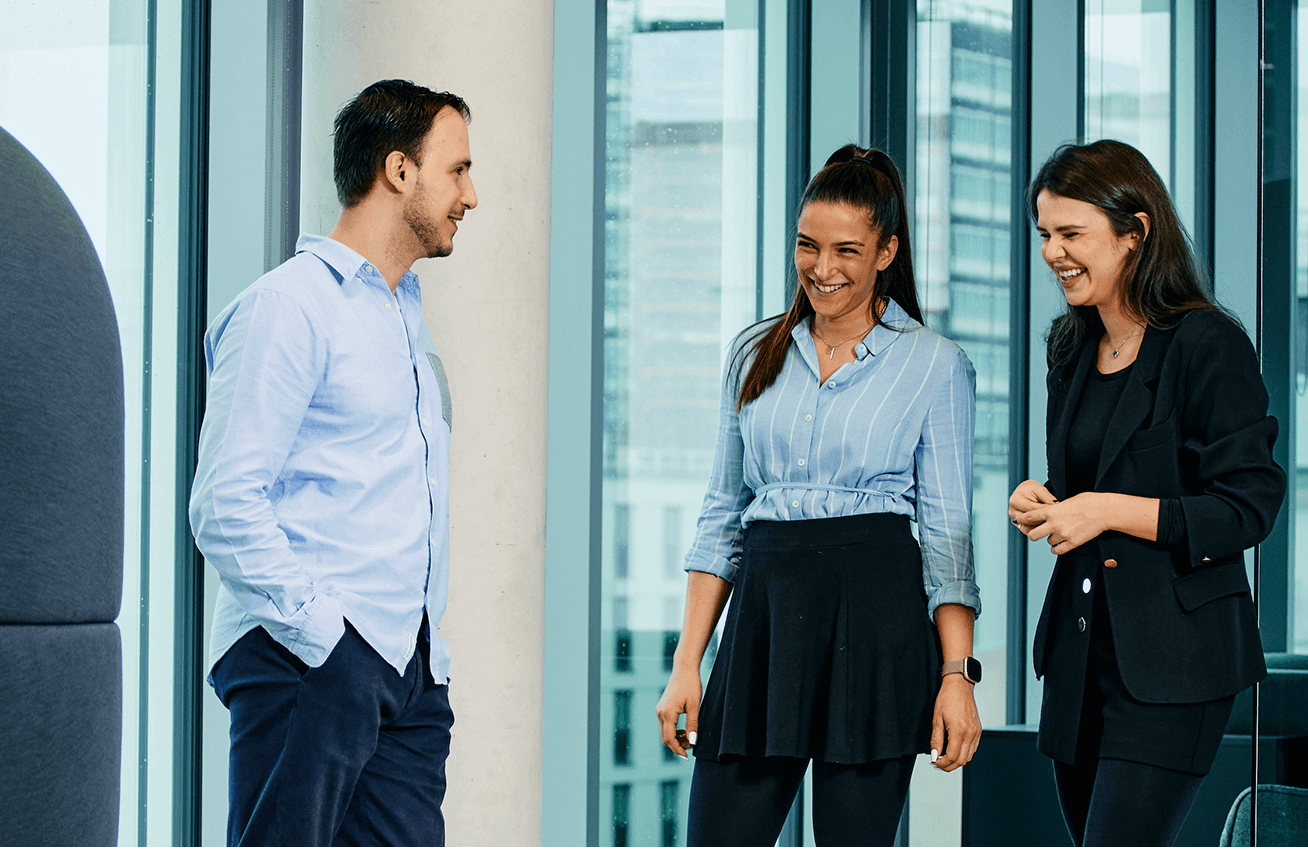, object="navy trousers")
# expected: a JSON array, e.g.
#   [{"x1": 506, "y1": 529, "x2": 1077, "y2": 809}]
[{"x1": 211, "y1": 620, "x2": 453, "y2": 846}]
